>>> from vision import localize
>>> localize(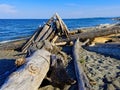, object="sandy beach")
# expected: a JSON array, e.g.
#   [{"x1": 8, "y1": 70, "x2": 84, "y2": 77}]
[{"x1": 0, "y1": 23, "x2": 120, "y2": 90}]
